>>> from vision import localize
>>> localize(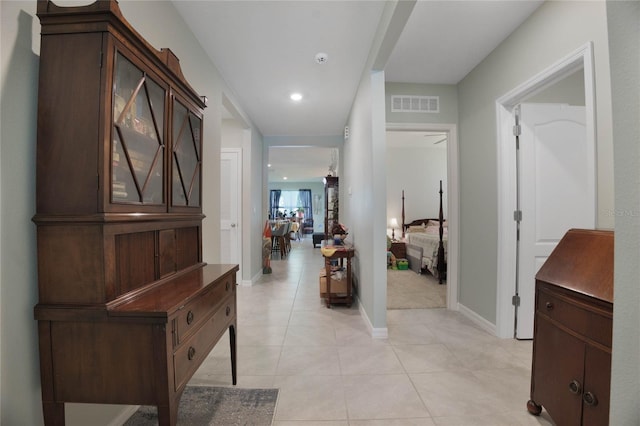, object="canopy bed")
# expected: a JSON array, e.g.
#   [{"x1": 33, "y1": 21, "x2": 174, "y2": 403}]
[{"x1": 401, "y1": 181, "x2": 447, "y2": 284}]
